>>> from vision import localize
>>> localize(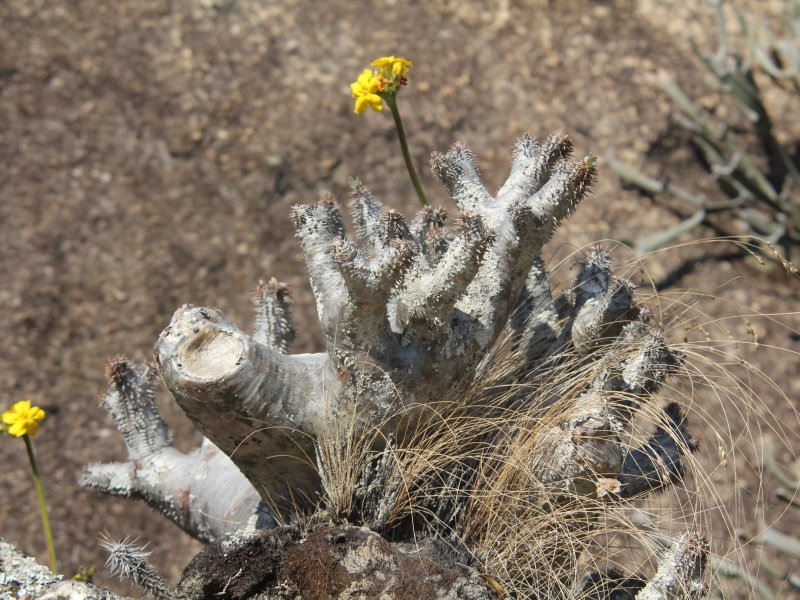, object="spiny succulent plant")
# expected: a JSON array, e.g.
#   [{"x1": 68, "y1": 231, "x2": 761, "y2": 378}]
[{"x1": 79, "y1": 133, "x2": 710, "y2": 599}]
